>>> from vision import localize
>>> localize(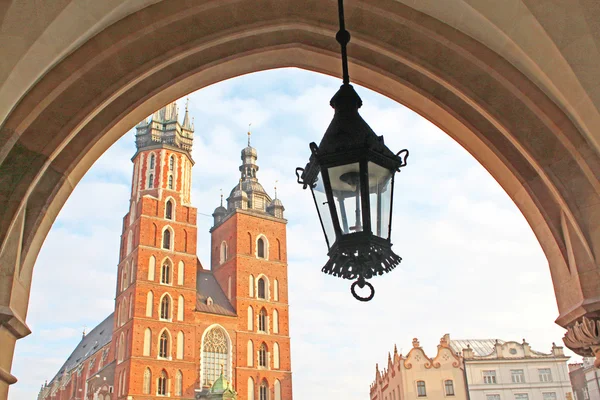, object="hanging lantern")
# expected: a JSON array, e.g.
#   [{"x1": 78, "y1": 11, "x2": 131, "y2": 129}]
[{"x1": 295, "y1": 0, "x2": 409, "y2": 302}]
